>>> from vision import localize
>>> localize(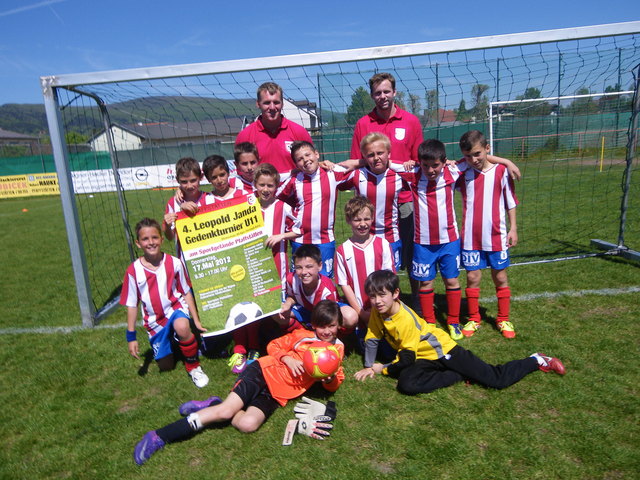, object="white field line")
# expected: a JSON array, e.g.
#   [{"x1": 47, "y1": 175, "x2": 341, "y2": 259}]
[
  {"x1": 2, "y1": 286, "x2": 639, "y2": 336},
  {"x1": 478, "y1": 286, "x2": 640, "y2": 303}
]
